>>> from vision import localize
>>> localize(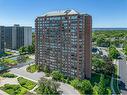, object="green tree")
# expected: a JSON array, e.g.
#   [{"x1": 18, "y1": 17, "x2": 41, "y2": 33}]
[
  {"x1": 17, "y1": 55, "x2": 27, "y2": 63},
  {"x1": 124, "y1": 45, "x2": 127, "y2": 55},
  {"x1": 98, "y1": 74, "x2": 105, "y2": 94},
  {"x1": 51, "y1": 71, "x2": 64, "y2": 81},
  {"x1": 19, "y1": 46, "x2": 27, "y2": 55},
  {"x1": 27, "y1": 45, "x2": 35, "y2": 54},
  {"x1": 92, "y1": 57, "x2": 105, "y2": 72},
  {"x1": 37, "y1": 78, "x2": 60, "y2": 95},
  {"x1": 106, "y1": 88, "x2": 112, "y2": 95},
  {"x1": 109, "y1": 46, "x2": 120, "y2": 59},
  {"x1": 96, "y1": 37, "x2": 110, "y2": 47},
  {"x1": 93, "y1": 84, "x2": 99, "y2": 95},
  {"x1": 70, "y1": 79, "x2": 81, "y2": 89},
  {"x1": 81, "y1": 80, "x2": 92, "y2": 94},
  {"x1": 43, "y1": 65, "x2": 50, "y2": 73}
]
